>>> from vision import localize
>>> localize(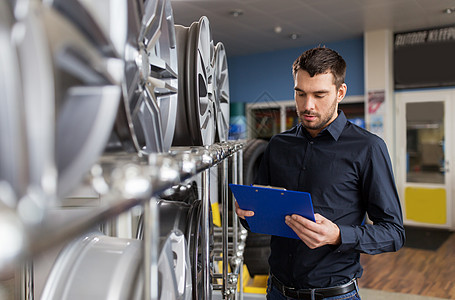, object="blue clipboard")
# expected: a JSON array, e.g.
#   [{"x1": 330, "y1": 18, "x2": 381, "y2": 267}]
[{"x1": 229, "y1": 184, "x2": 315, "y2": 240}]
